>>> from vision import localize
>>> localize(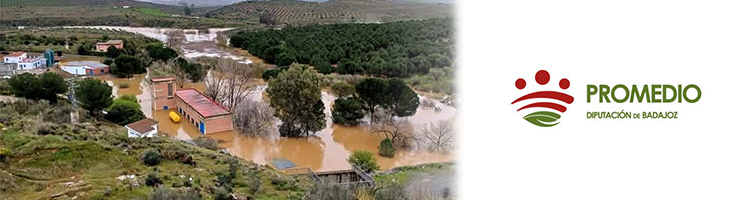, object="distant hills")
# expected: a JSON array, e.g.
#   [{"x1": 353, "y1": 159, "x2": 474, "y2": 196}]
[{"x1": 134, "y1": 0, "x2": 453, "y2": 7}]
